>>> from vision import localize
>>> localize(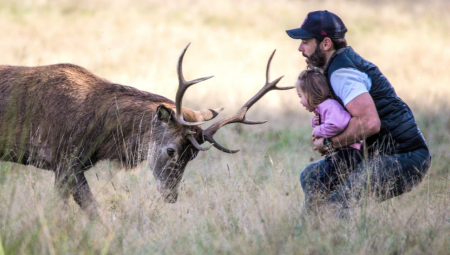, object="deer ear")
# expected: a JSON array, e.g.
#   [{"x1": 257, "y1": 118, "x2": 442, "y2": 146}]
[{"x1": 156, "y1": 105, "x2": 176, "y2": 124}]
